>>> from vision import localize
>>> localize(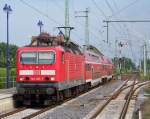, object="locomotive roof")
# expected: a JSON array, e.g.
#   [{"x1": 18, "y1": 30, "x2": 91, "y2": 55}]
[{"x1": 23, "y1": 32, "x2": 83, "y2": 55}]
